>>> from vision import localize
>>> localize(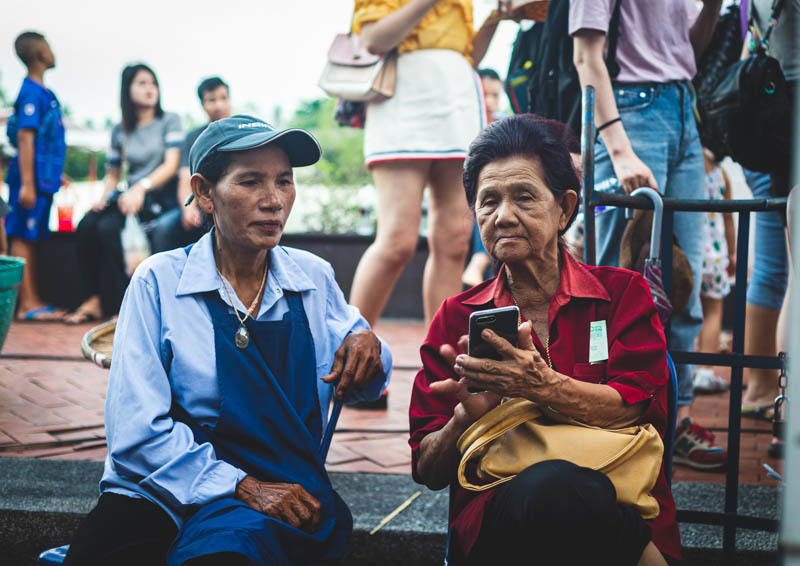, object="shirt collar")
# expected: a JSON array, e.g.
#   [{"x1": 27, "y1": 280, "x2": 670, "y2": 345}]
[
  {"x1": 462, "y1": 248, "x2": 611, "y2": 307},
  {"x1": 176, "y1": 231, "x2": 317, "y2": 297}
]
